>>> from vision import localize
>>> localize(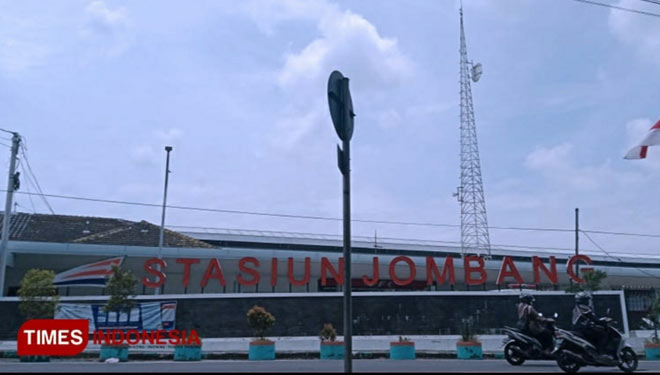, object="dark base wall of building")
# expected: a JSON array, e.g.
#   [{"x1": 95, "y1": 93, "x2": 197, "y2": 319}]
[{"x1": 0, "y1": 293, "x2": 625, "y2": 340}]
